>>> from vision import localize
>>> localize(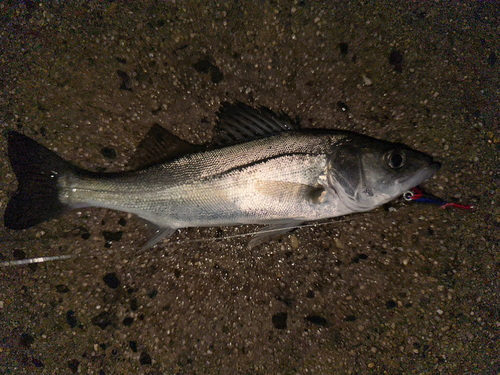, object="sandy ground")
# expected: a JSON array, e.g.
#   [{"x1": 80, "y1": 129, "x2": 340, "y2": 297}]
[{"x1": 0, "y1": 1, "x2": 499, "y2": 374}]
